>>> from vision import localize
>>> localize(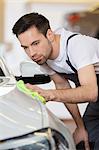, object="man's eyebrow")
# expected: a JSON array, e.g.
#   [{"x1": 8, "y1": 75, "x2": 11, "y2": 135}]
[
  {"x1": 21, "y1": 40, "x2": 39, "y2": 48},
  {"x1": 21, "y1": 45, "x2": 27, "y2": 48},
  {"x1": 31, "y1": 40, "x2": 39, "y2": 45}
]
